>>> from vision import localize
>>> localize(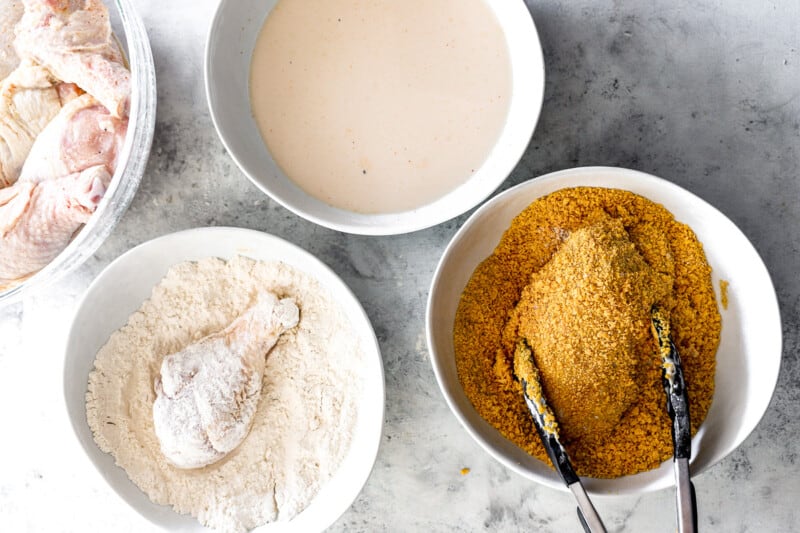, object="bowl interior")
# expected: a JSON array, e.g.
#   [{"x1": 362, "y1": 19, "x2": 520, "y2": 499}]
[
  {"x1": 64, "y1": 227, "x2": 385, "y2": 531},
  {"x1": 426, "y1": 166, "x2": 782, "y2": 495},
  {"x1": 205, "y1": 0, "x2": 544, "y2": 235}
]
